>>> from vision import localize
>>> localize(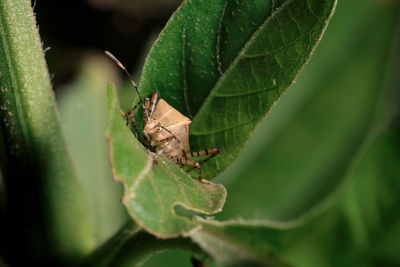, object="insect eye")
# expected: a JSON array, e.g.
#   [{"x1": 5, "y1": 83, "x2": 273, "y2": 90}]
[{"x1": 157, "y1": 126, "x2": 162, "y2": 132}]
